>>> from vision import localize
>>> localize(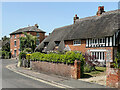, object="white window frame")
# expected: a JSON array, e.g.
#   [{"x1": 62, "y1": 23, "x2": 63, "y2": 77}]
[
  {"x1": 73, "y1": 40, "x2": 81, "y2": 46},
  {"x1": 90, "y1": 50, "x2": 105, "y2": 62}
]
